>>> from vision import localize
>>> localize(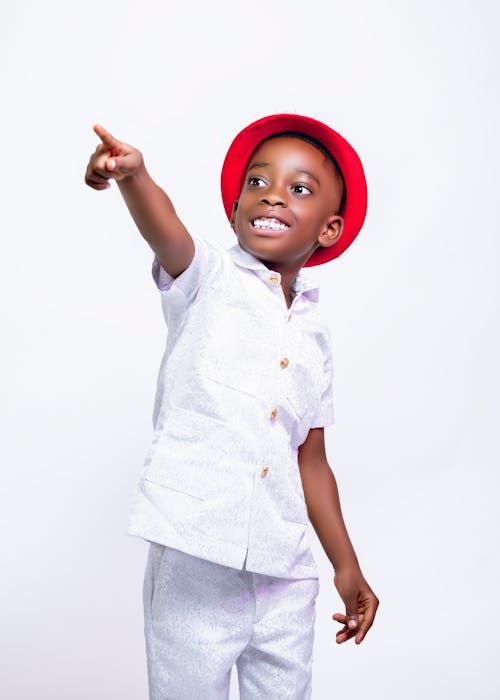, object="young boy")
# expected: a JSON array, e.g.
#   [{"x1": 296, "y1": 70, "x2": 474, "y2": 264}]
[{"x1": 85, "y1": 113, "x2": 379, "y2": 699}]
